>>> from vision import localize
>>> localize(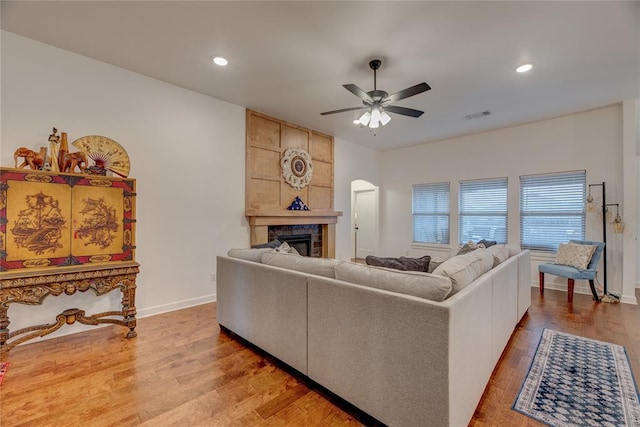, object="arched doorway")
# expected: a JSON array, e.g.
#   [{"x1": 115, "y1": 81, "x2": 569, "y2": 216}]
[{"x1": 351, "y1": 180, "x2": 379, "y2": 262}]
